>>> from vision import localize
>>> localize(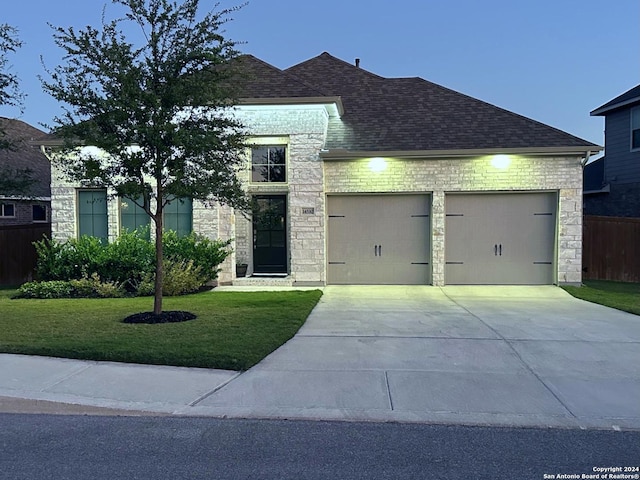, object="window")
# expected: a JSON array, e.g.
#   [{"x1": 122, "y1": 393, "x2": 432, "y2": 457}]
[
  {"x1": 78, "y1": 190, "x2": 108, "y2": 242},
  {"x1": 251, "y1": 145, "x2": 286, "y2": 183},
  {"x1": 32, "y1": 205, "x2": 47, "y2": 222},
  {"x1": 0, "y1": 203, "x2": 15, "y2": 217},
  {"x1": 164, "y1": 197, "x2": 192, "y2": 236},
  {"x1": 120, "y1": 196, "x2": 150, "y2": 238},
  {"x1": 632, "y1": 107, "x2": 640, "y2": 150}
]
